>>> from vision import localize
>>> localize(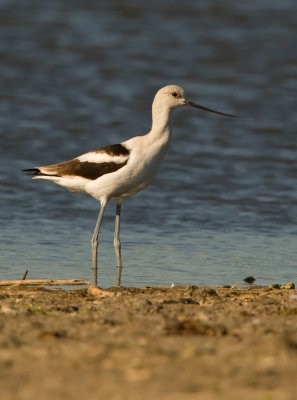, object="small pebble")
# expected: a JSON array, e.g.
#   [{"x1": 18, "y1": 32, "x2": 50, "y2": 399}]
[{"x1": 244, "y1": 276, "x2": 255, "y2": 284}]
